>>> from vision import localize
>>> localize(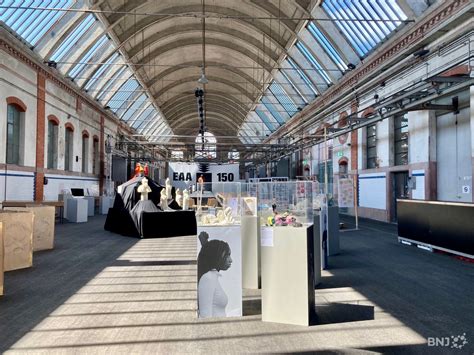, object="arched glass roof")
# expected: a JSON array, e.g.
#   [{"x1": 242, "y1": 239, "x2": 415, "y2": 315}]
[{"x1": 0, "y1": 0, "x2": 424, "y2": 147}]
